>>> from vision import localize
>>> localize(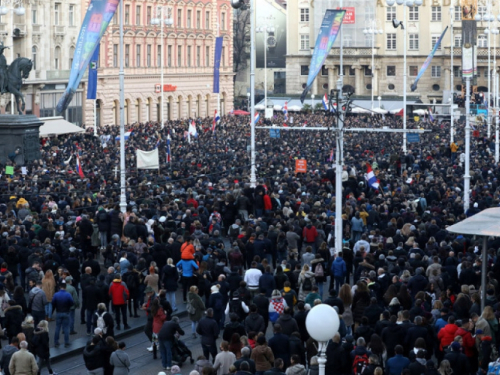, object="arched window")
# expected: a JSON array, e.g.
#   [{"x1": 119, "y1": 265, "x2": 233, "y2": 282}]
[
  {"x1": 31, "y1": 46, "x2": 37, "y2": 70},
  {"x1": 54, "y1": 47, "x2": 61, "y2": 70}
]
